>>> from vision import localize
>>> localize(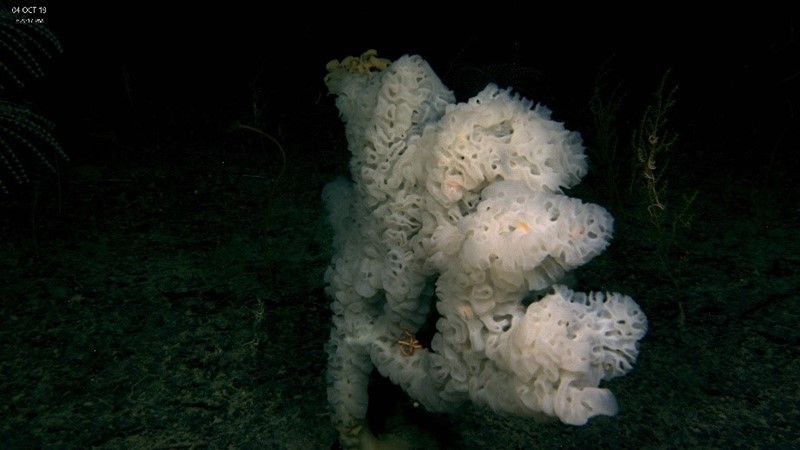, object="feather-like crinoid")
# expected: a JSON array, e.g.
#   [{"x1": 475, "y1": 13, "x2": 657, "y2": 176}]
[
  {"x1": 0, "y1": 100, "x2": 66, "y2": 193},
  {"x1": 0, "y1": 6, "x2": 62, "y2": 89},
  {"x1": 0, "y1": 5, "x2": 66, "y2": 193}
]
